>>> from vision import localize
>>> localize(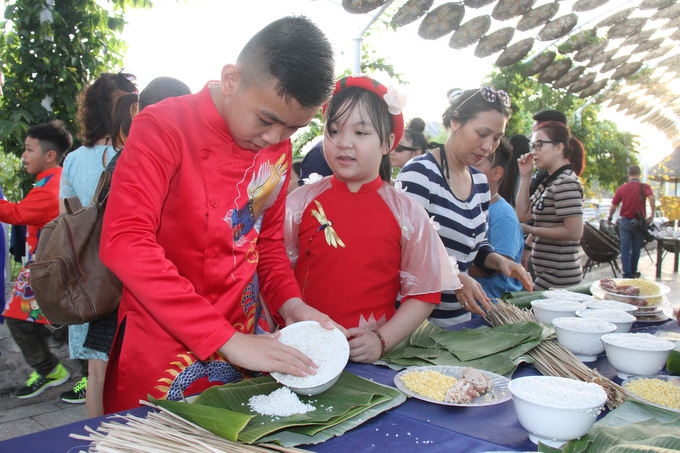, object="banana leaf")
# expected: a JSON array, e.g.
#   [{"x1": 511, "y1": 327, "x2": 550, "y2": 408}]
[
  {"x1": 150, "y1": 397, "x2": 253, "y2": 441},
  {"x1": 537, "y1": 400, "x2": 680, "y2": 453},
  {"x1": 378, "y1": 320, "x2": 551, "y2": 375},
  {"x1": 154, "y1": 371, "x2": 404, "y2": 446}
]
